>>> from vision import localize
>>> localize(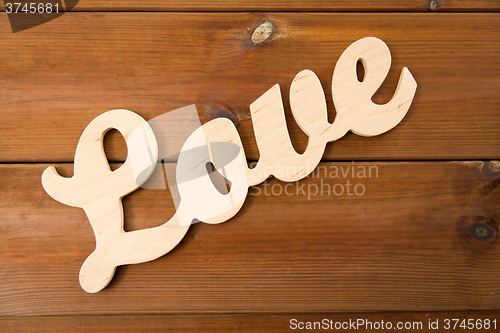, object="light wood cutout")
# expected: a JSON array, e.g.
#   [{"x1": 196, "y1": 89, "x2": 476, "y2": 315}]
[{"x1": 42, "y1": 37, "x2": 417, "y2": 293}]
